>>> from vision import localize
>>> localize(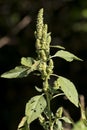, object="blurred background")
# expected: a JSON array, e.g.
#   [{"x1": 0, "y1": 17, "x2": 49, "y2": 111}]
[{"x1": 0, "y1": 0, "x2": 87, "y2": 130}]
